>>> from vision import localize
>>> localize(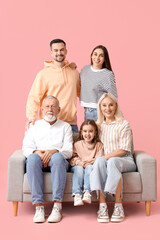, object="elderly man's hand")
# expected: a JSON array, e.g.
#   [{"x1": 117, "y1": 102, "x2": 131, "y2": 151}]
[
  {"x1": 42, "y1": 150, "x2": 59, "y2": 167},
  {"x1": 34, "y1": 150, "x2": 45, "y2": 159},
  {"x1": 25, "y1": 119, "x2": 35, "y2": 130}
]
